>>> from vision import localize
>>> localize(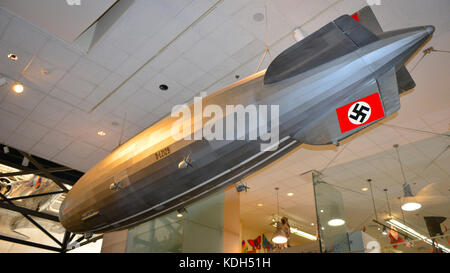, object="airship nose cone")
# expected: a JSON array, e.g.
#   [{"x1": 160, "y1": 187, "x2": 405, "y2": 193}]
[{"x1": 425, "y1": 25, "x2": 435, "y2": 35}]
